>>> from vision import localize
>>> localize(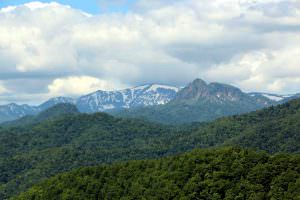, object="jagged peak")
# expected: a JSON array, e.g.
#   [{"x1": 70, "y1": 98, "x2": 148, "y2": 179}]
[
  {"x1": 190, "y1": 79, "x2": 207, "y2": 87},
  {"x1": 174, "y1": 79, "x2": 209, "y2": 100},
  {"x1": 175, "y1": 79, "x2": 247, "y2": 101}
]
